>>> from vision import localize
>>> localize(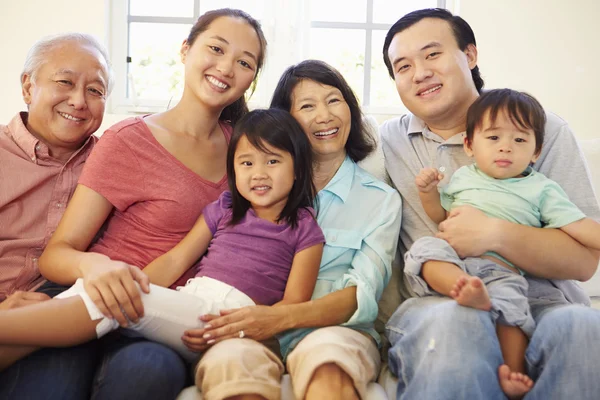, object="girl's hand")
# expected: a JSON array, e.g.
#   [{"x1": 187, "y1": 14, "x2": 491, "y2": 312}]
[
  {"x1": 191, "y1": 305, "x2": 289, "y2": 345},
  {"x1": 181, "y1": 327, "x2": 211, "y2": 353},
  {"x1": 415, "y1": 167, "x2": 444, "y2": 193},
  {"x1": 79, "y1": 253, "x2": 150, "y2": 327}
]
